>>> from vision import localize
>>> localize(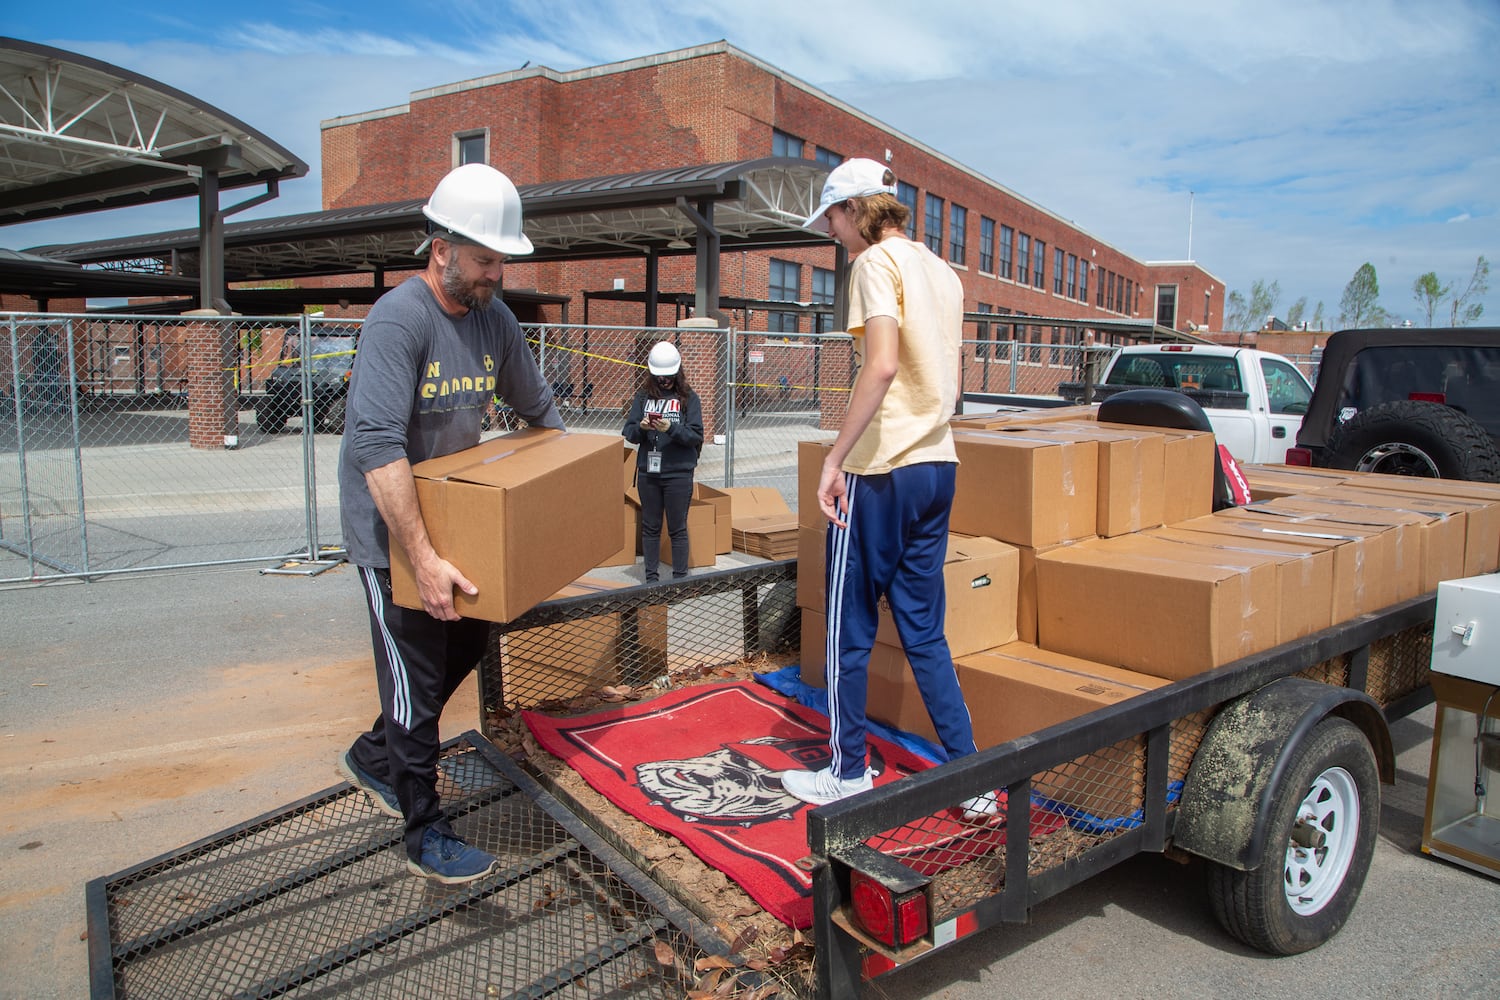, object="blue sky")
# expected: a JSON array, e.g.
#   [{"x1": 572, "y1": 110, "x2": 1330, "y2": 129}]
[{"x1": 4, "y1": 0, "x2": 1497, "y2": 327}]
